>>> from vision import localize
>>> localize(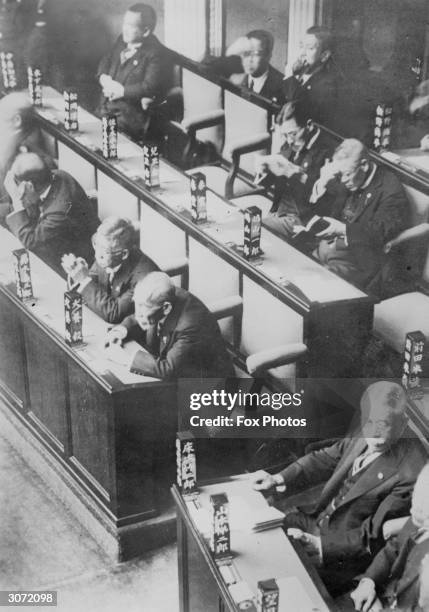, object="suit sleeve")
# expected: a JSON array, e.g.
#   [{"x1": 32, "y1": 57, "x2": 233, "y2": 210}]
[
  {"x1": 123, "y1": 50, "x2": 166, "y2": 100},
  {"x1": 6, "y1": 207, "x2": 69, "y2": 252},
  {"x1": 279, "y1": 439, "x2": 346, "y2": 493},
  {"x1": 363, "y1": 532, "x2": 404, "y2": 588},
  {"x1": 130, "y1": 324, "x2": 204, "y2": 380},
  {"x1": 80, "y1": 278, "x2": 134, "y2": 324},
  {"x1": 346, "y1": 180, "x2": 409, "y2": 251}
]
